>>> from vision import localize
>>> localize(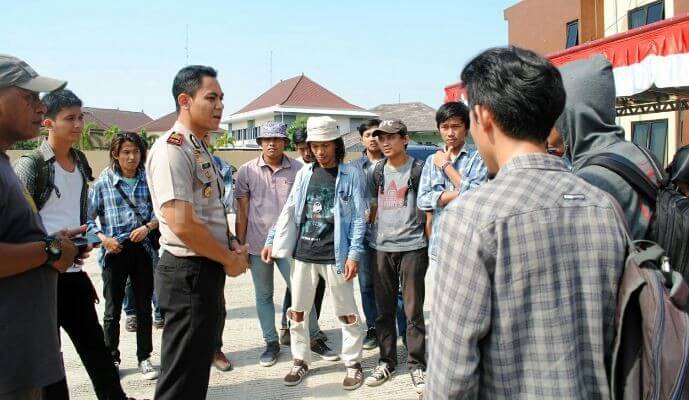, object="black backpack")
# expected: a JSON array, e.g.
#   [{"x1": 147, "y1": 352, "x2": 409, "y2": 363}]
[
  {"x1": 582, "y1": 147, "x2": 689, "y2": 281},
  {"x1": 372, "y1": 157, "x2": 425, "y2": 207}
]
